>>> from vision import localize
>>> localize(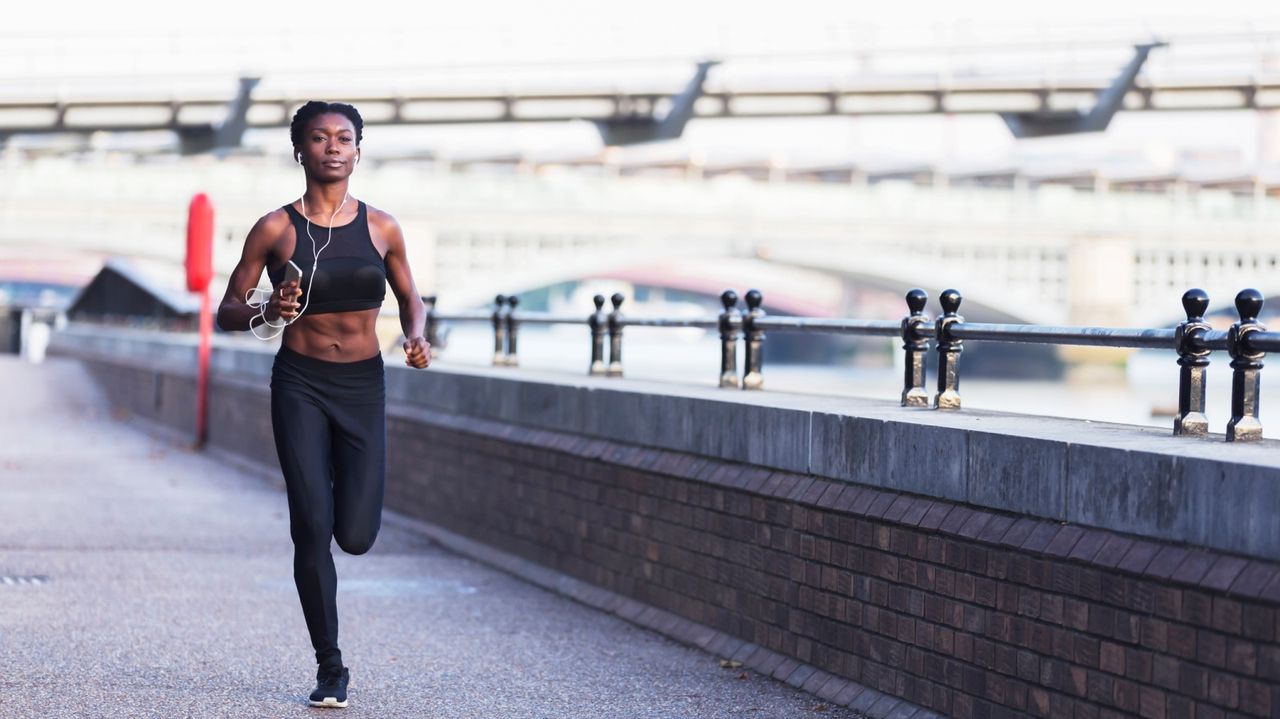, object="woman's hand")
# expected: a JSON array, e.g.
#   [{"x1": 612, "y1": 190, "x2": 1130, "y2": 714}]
[
  {"x1": 265, "y1": 281, "x2": 302, "y2": 323},
  {"x1": 403, "y1": 336, "x2": 431, "y2": 369}
]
